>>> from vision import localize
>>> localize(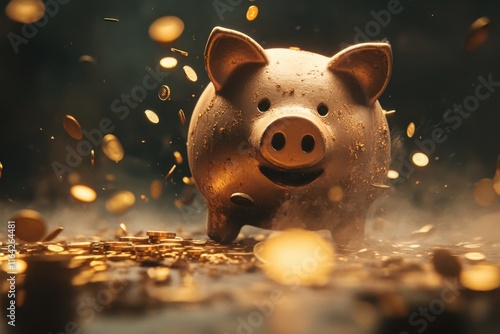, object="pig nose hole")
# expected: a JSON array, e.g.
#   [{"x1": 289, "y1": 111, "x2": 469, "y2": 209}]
[
  {"x1": 301, "y1": 135, "x2": 315, "y2": 153},
  {"x1": 317, "y1": 103, "x2": 329, "y2": 116},
  {"x1": 271, "y1": 132, "x2": 286, "y2": 151},
  {"x1": 257, "y1": 98, "x2": 271, "y2": 112}
]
